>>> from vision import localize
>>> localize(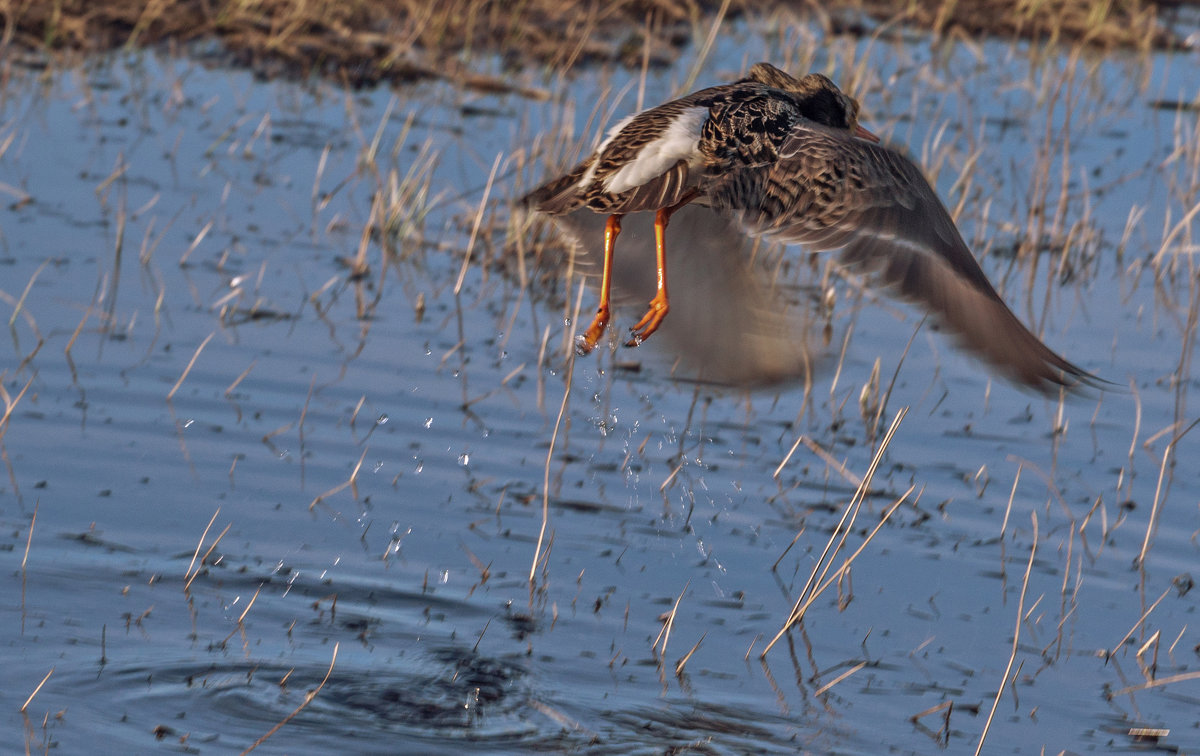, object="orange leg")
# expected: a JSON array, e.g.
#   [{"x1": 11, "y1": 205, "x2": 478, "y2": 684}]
[
  {"x1": 627, "y1": 193, "x2": 696, "y2": 346},
  {"x1": 577, "y1": 214, "x2": 621, "y2": 355}
]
